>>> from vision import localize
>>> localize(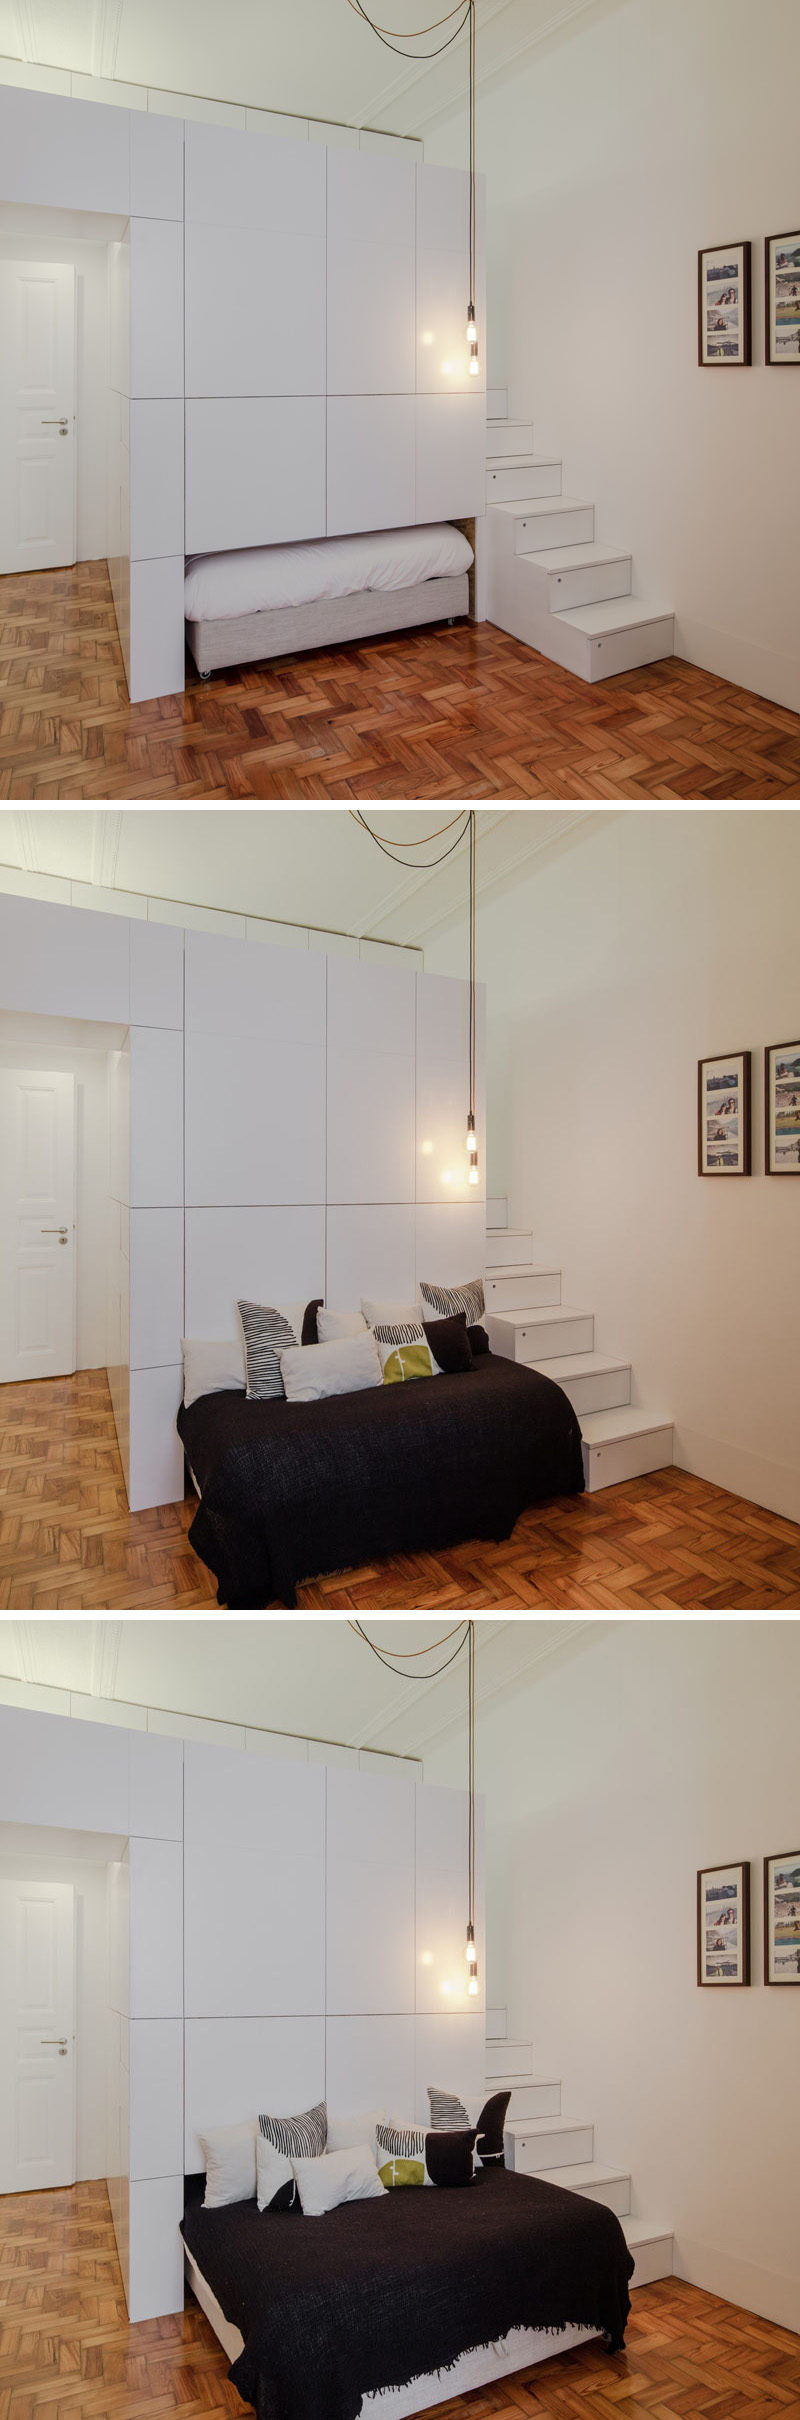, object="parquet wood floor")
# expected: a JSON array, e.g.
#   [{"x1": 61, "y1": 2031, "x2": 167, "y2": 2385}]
[
  {"x1": 1, "y1": 1371, "x2": 799, "y2": 1612},
  {"x1": 2, "y1": 560, "x2": 800, "y2": 801},
  {"x1": 1, "y1": 2181, "x2": 798, "y2": 2420}
]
